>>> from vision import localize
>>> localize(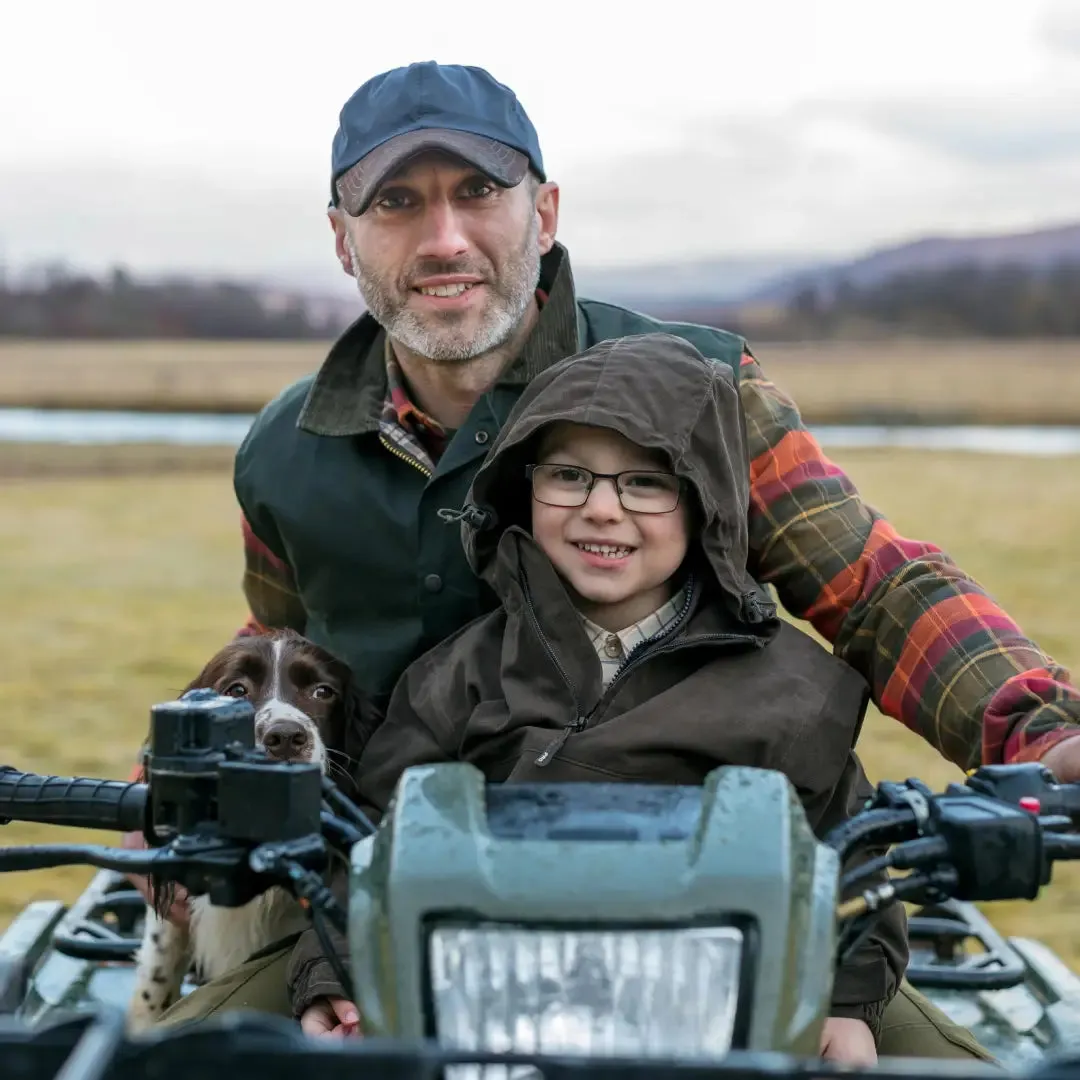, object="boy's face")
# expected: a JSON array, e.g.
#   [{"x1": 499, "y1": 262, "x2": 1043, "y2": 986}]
[{"x1": 529, "y1": 422, "x2": 691, "y2": 632}]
